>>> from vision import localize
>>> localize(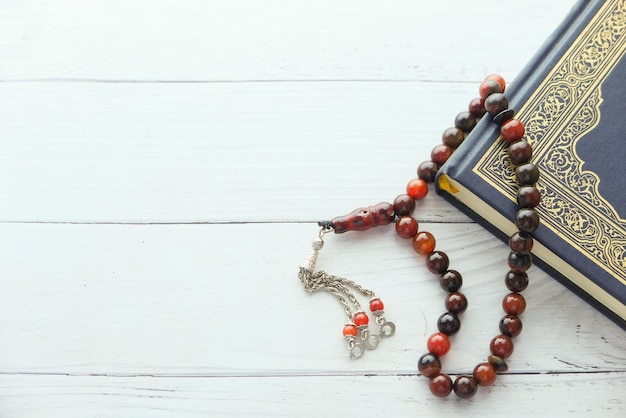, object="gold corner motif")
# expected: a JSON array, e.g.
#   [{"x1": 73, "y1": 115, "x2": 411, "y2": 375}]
[{"x1": 473, "y1": 0, "x2": 626, "y2": 284}]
